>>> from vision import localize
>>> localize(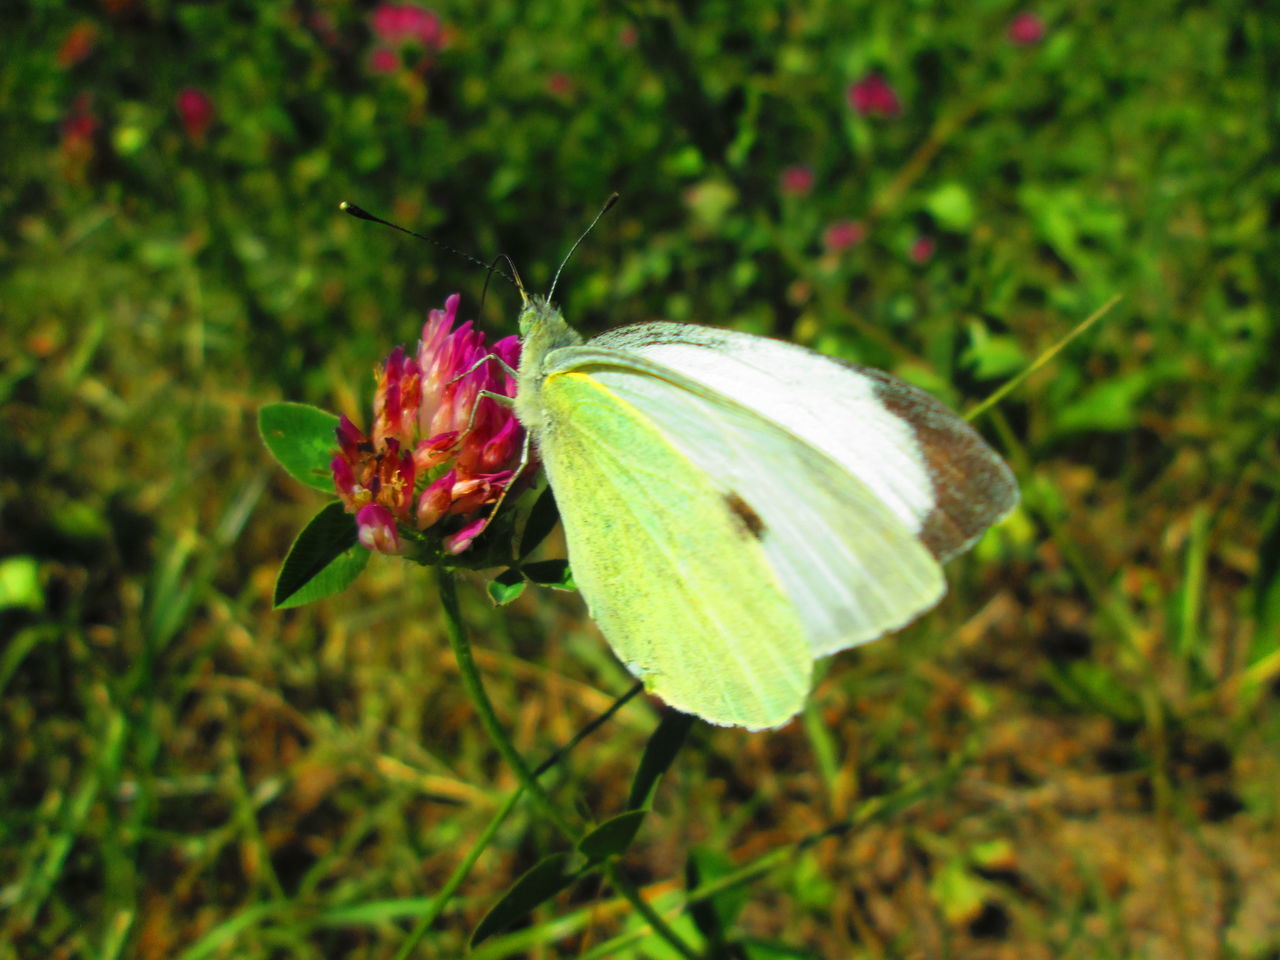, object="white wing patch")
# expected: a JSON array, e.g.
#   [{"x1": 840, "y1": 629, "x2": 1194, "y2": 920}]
[
  {"x1": 549, "y1": 348, "x2": 947, "y2": 658},
  {"x1": 589, "y1": 325, "x2": 935, "y2": 538},
  {"x1": 589, "y1": 322, "x2": 1018, "y2": 561}
]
